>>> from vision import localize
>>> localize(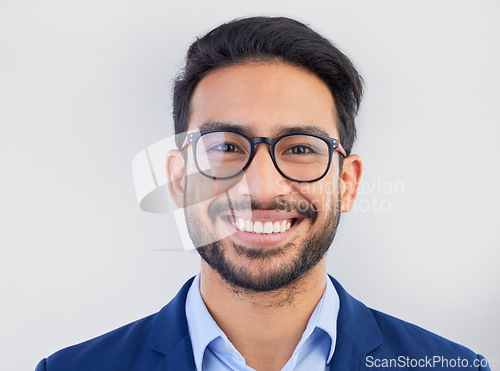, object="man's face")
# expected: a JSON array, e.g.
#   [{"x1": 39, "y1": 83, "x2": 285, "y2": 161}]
[{"x1": 184, "y1": 62, "x2": 343, "y2": 292}]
